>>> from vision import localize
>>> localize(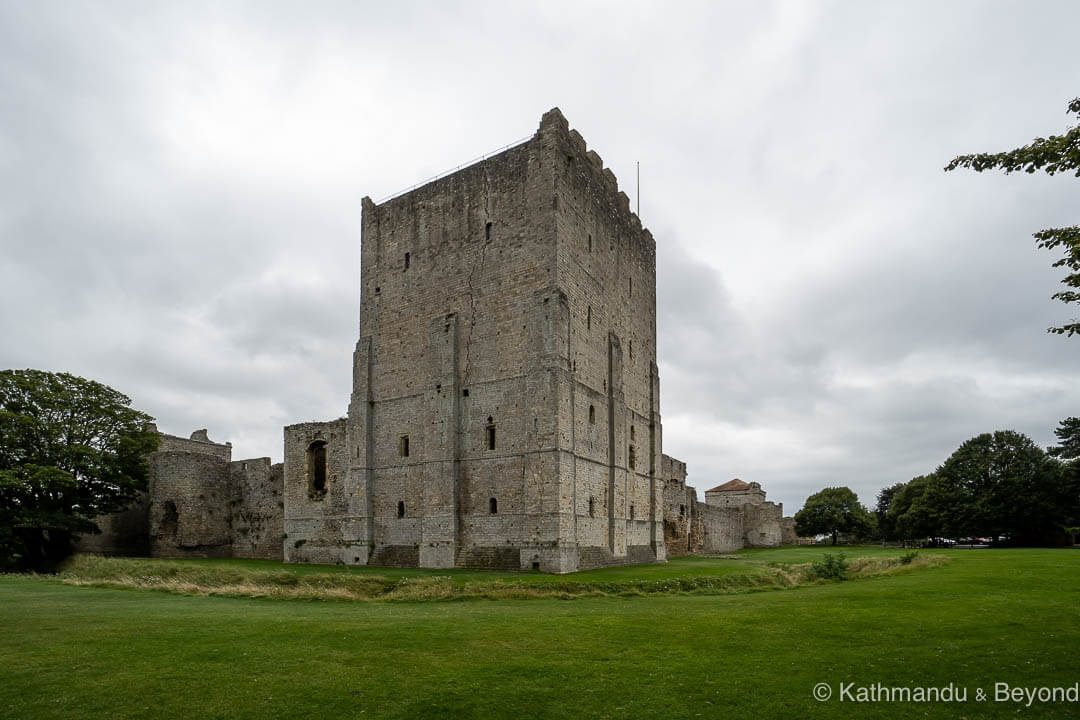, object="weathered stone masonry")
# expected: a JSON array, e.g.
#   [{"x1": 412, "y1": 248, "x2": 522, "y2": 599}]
[
  {"x1": 82, "y1": 109, "x2": 800, "y2": 568},
  {"x1": 148, "y1": 430, "x2": 284, "y2": 560},
  {"x1": 283, "y1": 108, "x2": 672, "y2": 572}
]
